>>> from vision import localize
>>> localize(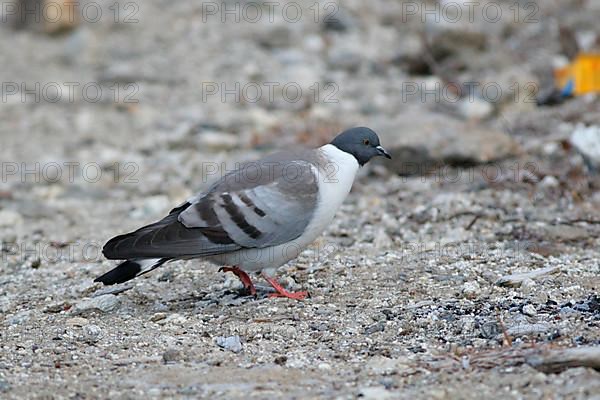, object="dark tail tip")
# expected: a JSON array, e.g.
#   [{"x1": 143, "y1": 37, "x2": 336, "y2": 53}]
[{"x1": 94, "y1": 260, "x2": 141, "y2": 285}]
